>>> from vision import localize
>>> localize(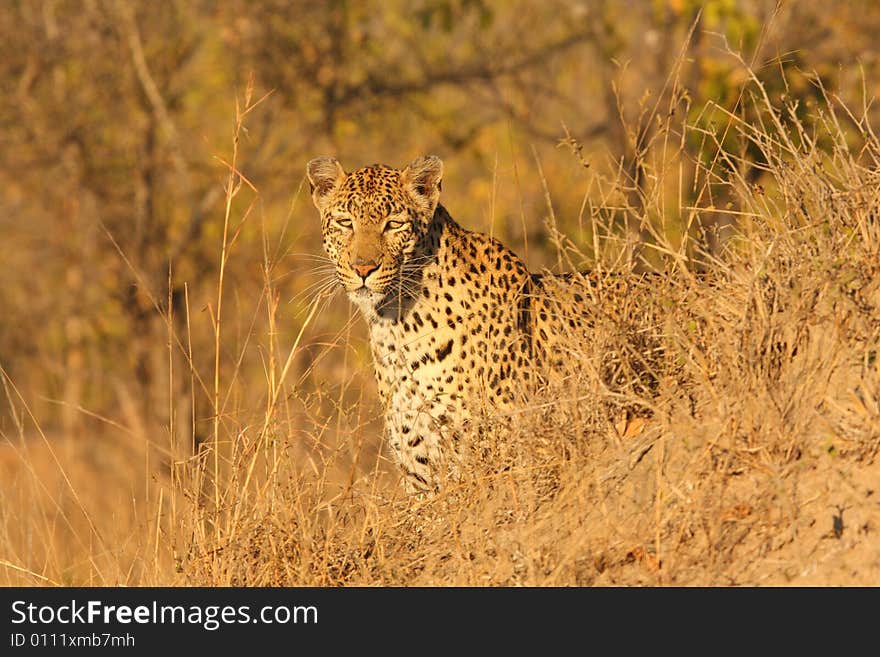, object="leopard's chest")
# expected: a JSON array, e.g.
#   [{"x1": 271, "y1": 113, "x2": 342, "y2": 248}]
[{"x1": 368, "y1": 299, "x2": 462, "y2": 408}]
